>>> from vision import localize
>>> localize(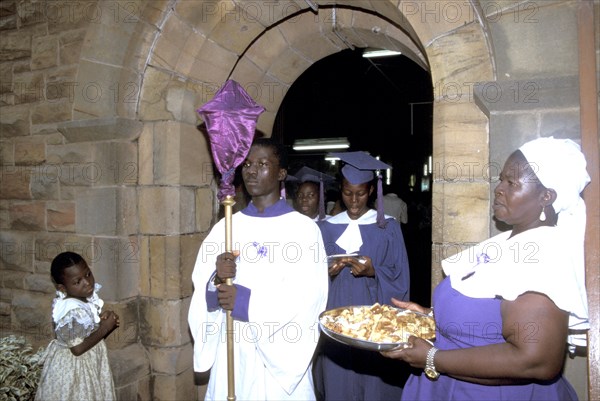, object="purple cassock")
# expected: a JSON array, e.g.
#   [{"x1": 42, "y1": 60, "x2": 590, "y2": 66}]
[
  {"x1": 313, "y1": 151, "x2": 411, "y2": 401},
  {"x1": 401, "y1": 277, "x2": 578, "y2": 401},
  {"x1": 197, "y1": 80, "x2": 265, "y2": 201}
]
